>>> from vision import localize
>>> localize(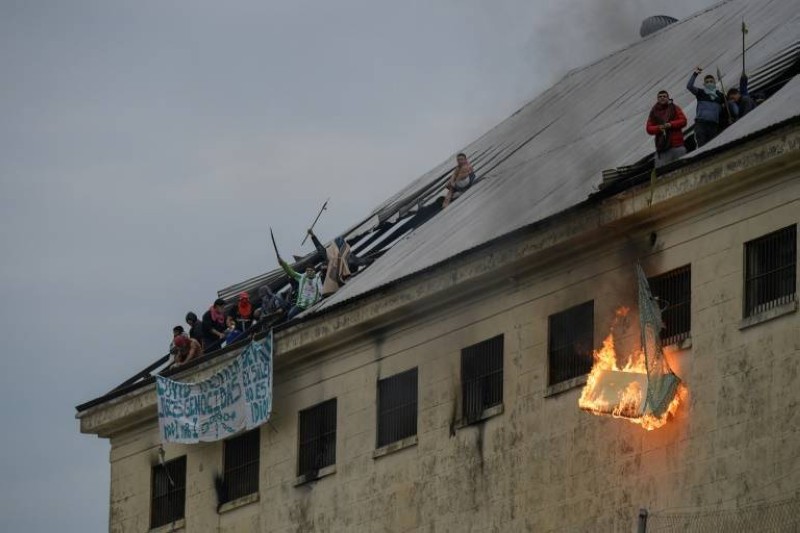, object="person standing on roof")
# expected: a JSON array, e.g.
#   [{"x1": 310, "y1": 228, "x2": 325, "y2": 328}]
[
  {"x1": 185, "y1": 312, "x2": 203, "y2": 348},
  {"x1": 227, "y1": 292, "x2": 255, "y2": 331},
  {"x1": 686, "y1": 67, "x2": 726, "y2": 147},
  {"x1": 727, "y1": 72, "x2": 755, "y2": 122},
  {"x1": 646, "y1": 90, "x2": 688, "y2": 168},
  {"x1": 279, "y1": 258, "x2": 322, "y2": 320},
  {"x1": 202, "y1": 298, "x2": 227, "y2": 352},
  {"x1": 442, "y1": 153, "x2": 476, "y2": 208}
]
